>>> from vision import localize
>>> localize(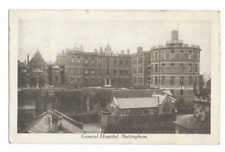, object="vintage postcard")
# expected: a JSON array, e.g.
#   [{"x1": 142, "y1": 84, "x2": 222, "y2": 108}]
[{"x1": 9, "y1": 10, "x2": 220, "y2": 144}]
